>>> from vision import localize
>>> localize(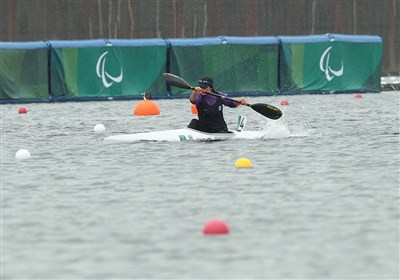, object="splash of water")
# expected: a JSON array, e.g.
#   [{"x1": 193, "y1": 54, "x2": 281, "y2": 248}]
[
  {"x1": 262, "y1": 118, "x2": 291, "y2": 139},
  {"x1": 254, "y1": 114, "x2": 309, "y2": 139}
]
